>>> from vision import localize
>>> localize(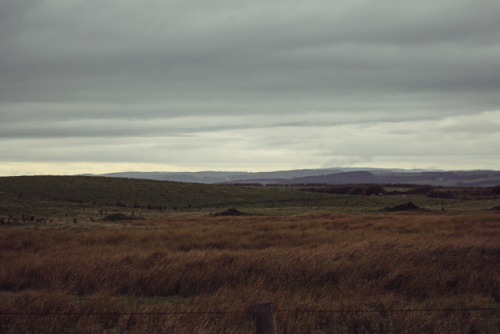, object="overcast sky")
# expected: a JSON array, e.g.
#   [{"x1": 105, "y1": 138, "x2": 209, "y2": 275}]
[{"x1": 1, "y1": 0, "x2": 500, "y2": 175}]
